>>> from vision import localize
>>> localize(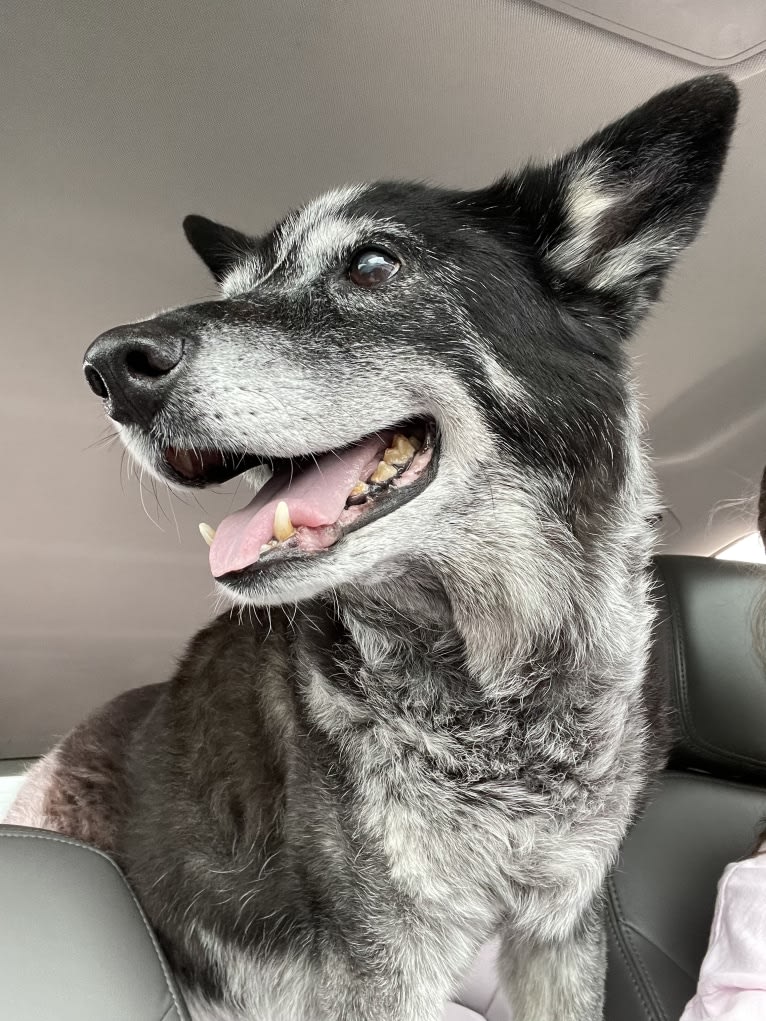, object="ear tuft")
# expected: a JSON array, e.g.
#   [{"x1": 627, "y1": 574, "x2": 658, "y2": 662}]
[{"x1": 182, "y1": 215, "x2": 255, "y2": 283}]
